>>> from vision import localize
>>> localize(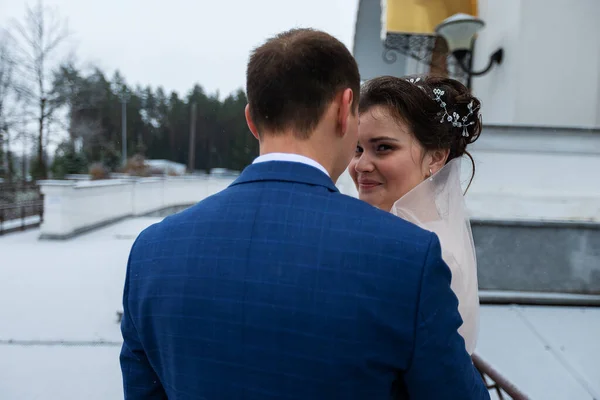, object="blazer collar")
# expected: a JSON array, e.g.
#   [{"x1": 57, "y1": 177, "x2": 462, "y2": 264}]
[{"x1": 230, "y1": 161, "x2": 339, "y2": 192}]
